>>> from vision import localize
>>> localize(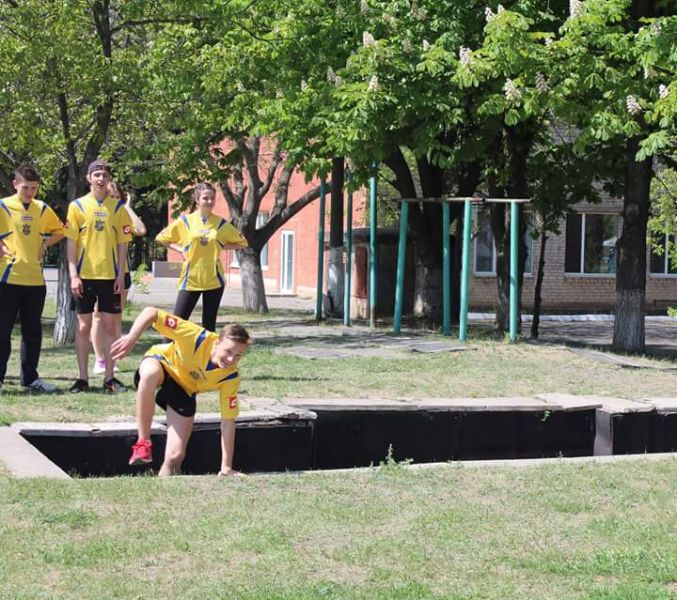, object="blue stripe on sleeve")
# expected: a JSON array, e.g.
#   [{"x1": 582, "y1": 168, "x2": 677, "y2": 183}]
[
  {"x1": 218, "y1": 371, "x2": 239, "y2": 383},
  {"x1": 194, "y1": 329, "x2": 207, "y2": 353}
]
